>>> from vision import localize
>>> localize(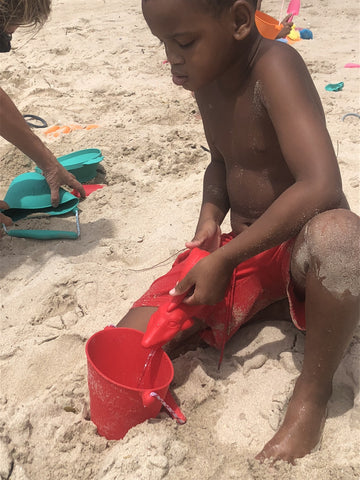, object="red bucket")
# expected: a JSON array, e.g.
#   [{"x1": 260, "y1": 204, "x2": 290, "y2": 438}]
[{"x1": 86, "y1": 327, "x2": 175, "y2": 440}]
